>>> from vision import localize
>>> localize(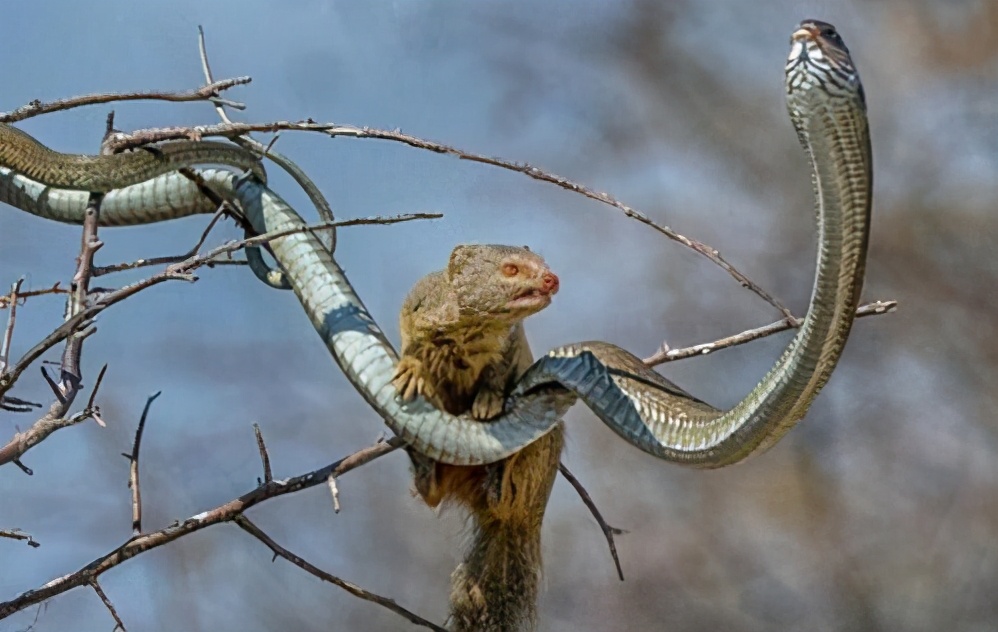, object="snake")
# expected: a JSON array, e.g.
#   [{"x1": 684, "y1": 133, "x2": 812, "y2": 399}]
[
  {"x1": 0, "y1": 123, "x2": 266, "y2": 192},
  {"x1": 0, "y1": 20, "x2": 870, "y2": 468}
]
